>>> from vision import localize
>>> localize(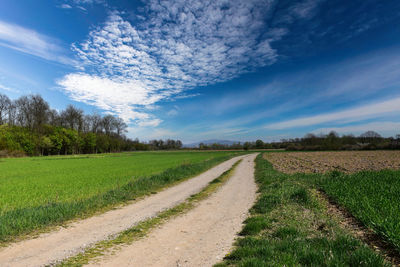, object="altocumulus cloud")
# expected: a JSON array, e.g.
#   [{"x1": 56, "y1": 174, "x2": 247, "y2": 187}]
[{"x1": 58, "y1": 0, "x2": 320, "y2": 126}]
